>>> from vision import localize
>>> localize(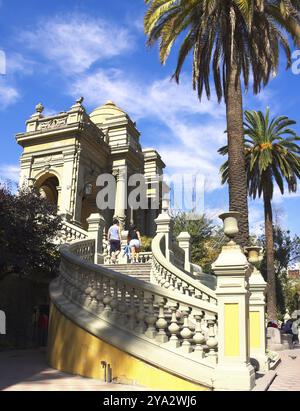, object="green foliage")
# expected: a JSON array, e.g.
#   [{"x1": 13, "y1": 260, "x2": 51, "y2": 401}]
[
  {"x1": 219, "y1": 108, "x2": 300, "y2": 198},
  {"x1": 258, "y1": 225, "x2": 300, "y2": 316},
  {"x1": 0, "y1": 184, "x2": 61, "y2": 283},
  {"x1": 141, "y1": 235, "x2": 152, "y2": 252},
  {"x1": 172, "y1": 212, "x2": 226, "y2": 273}
]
